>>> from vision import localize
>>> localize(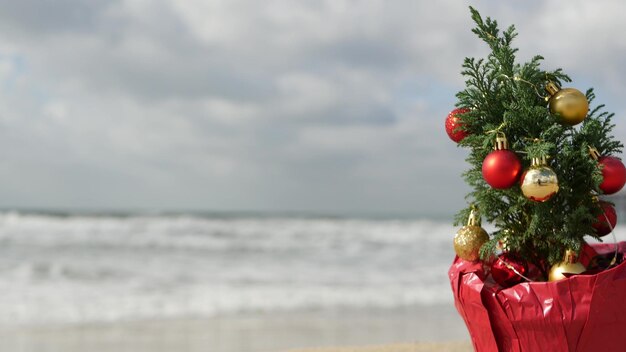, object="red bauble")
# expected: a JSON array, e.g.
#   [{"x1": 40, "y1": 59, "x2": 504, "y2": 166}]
[
  {"x1": 482, "y1": 150, "x2": 522, "y2": 189},
  {"x1": 491, "y1": 253, "x2": 527, "y2": 288},
  {"x1": 592, "y1": 201, "x2": 617, "y2": 237},
  {"x1": 445, "y1": 108, "x2": 470, "y2": 143},
  {"x1": 599, "y1": 156, "x2": 626, "y2": 194}
]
